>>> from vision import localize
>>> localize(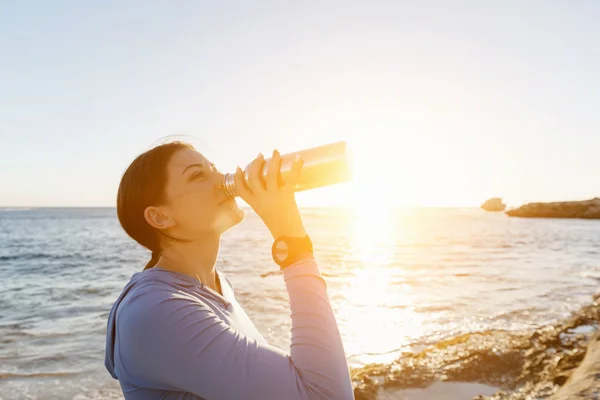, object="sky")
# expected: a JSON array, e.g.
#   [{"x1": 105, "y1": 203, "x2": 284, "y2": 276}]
[{"x1": 1, "y1": 1, "x2": 599, "y2": 208}]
